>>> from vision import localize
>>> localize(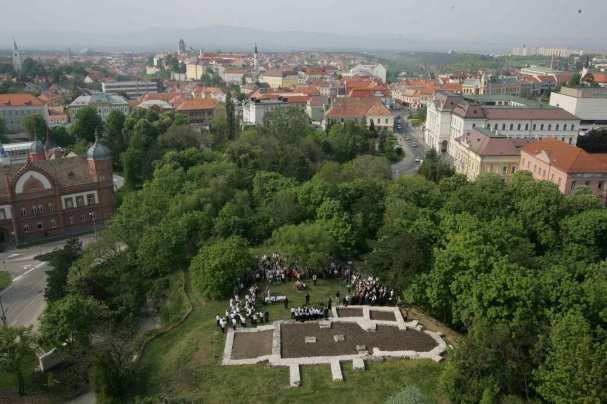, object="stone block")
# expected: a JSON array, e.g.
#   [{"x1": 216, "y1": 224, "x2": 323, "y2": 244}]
[
  {"x1": 355, "y1": 345, "x2": 367, "y2": 351},
  {"x1": 352, "y1": 358, "x2": 366, "y2": 370},
  {"x1": 289, "y1": 364, "x2": 301, "y2": 387},
  {"x1": 333, "y1": 334, "x2": 345, "y2": 342},
  {"x1": 330, "y1": 361, "x2": 343, "y2": 381},
  {"x1": 319, "y1": 320, "x2": 332, "y2": 329},
  {"x1": 305, "y1": 336, "x2": 317, "y2": 344}
]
